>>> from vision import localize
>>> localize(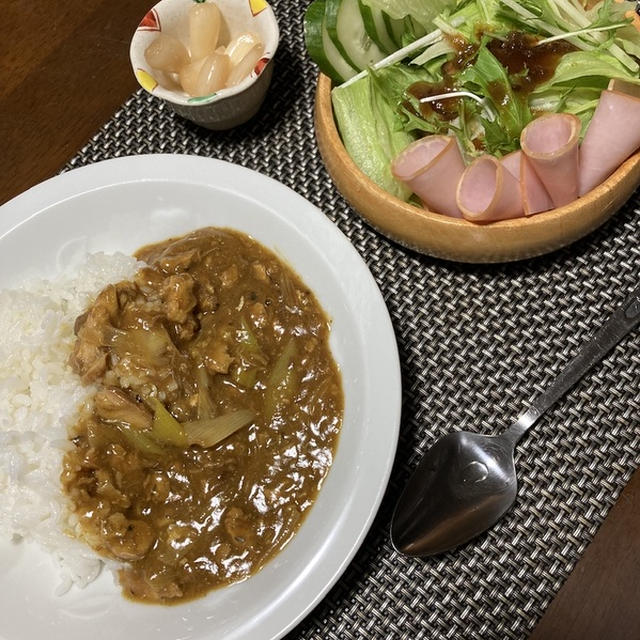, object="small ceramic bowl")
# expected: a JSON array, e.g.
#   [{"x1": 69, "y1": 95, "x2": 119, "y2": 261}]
[
  {"x1": 314, "y1": 73, "x2": 640, "y2": 264},
  {"x1": 130, "y1": 0, "x2": 279, "y2": 130}
]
